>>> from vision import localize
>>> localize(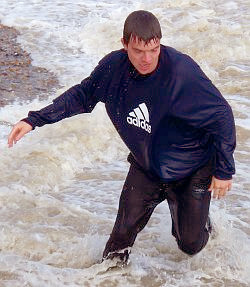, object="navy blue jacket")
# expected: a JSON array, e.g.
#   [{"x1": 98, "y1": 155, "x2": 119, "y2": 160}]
[{"x1": 23, "y1": 45, "x2": 236, "y2": 181}]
